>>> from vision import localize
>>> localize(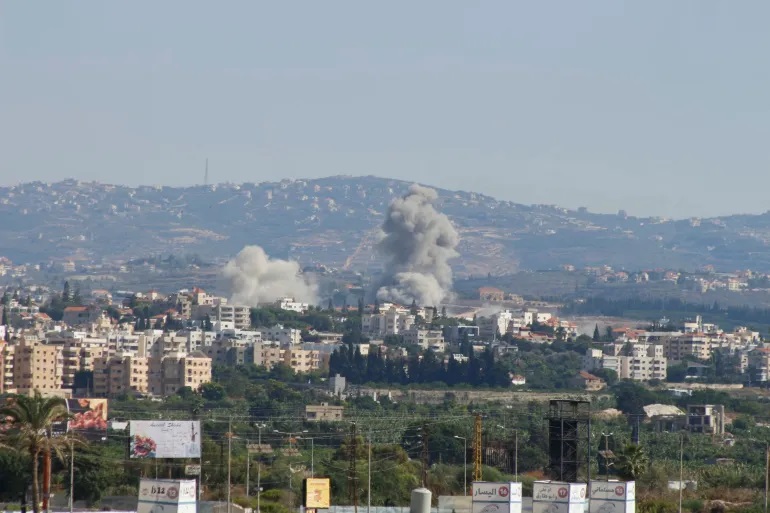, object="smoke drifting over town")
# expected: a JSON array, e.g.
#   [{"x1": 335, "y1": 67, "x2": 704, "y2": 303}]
[
  {"x1": 376, "y1": 184, "x2": 459, "y2": 306},
  {"x1": 223, "y1": 245, "x2": 318, "y2": 306}
]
